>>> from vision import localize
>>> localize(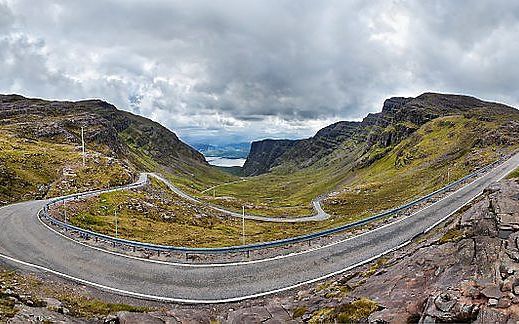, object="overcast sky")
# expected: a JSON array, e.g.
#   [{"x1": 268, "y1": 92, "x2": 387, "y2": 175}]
[{"x1": 1, "y1": 1, "x2": 518, "y2": 145}]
